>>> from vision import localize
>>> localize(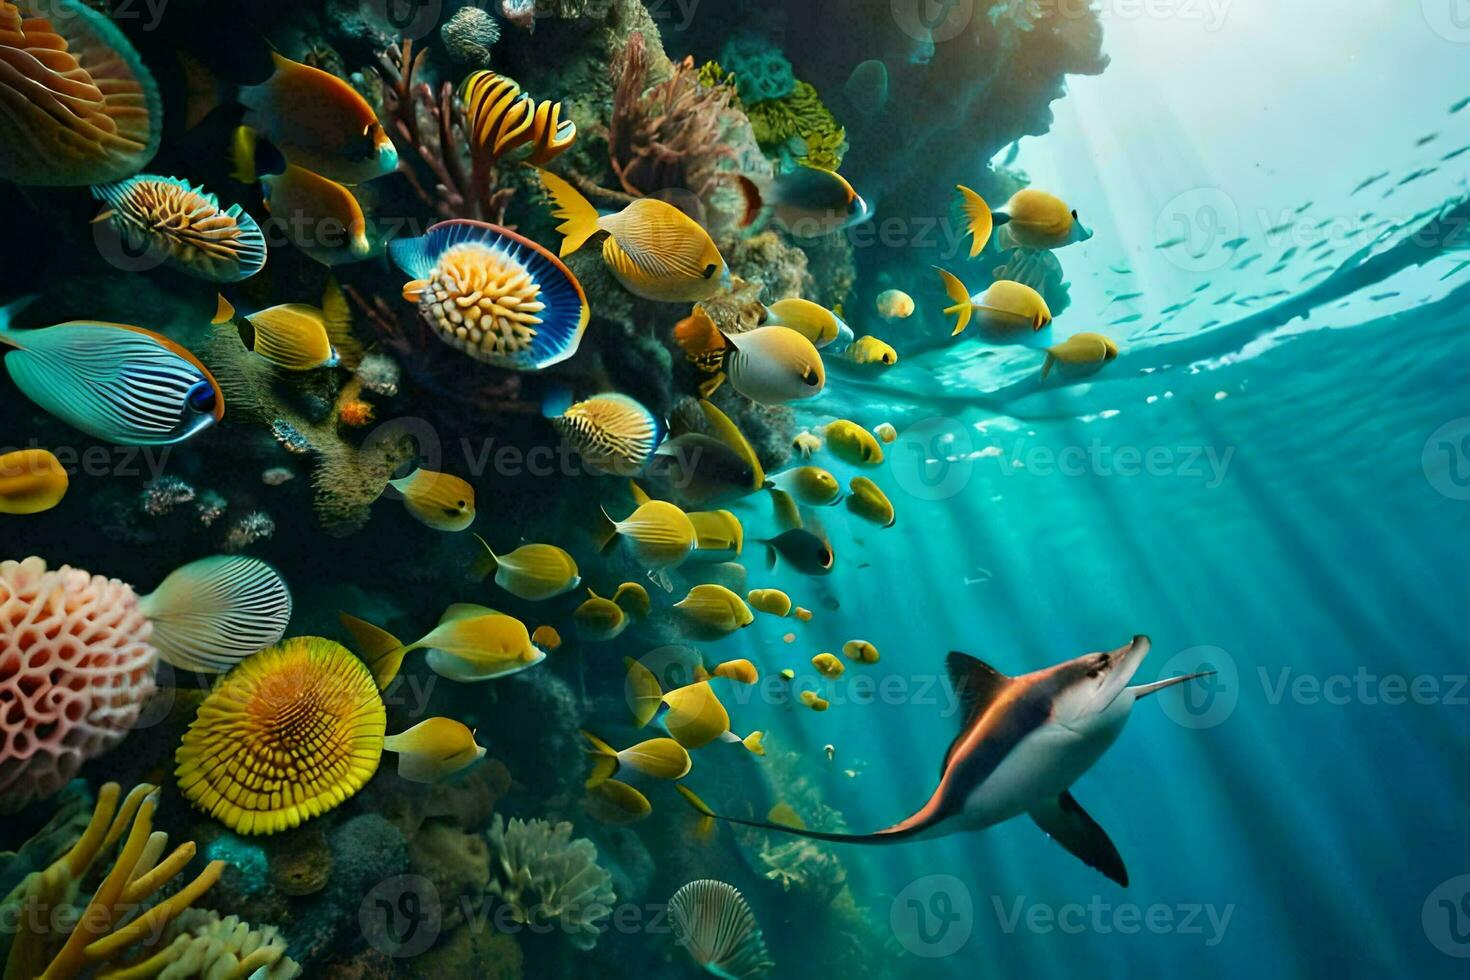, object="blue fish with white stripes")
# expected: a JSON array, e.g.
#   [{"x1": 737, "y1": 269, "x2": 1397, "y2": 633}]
[
  {"x1": 0, "y1": 298, "x2": 224, "y2": 446},
  {"x1": 389, "y1": 219, "x2": 590, "y2": 371}
]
